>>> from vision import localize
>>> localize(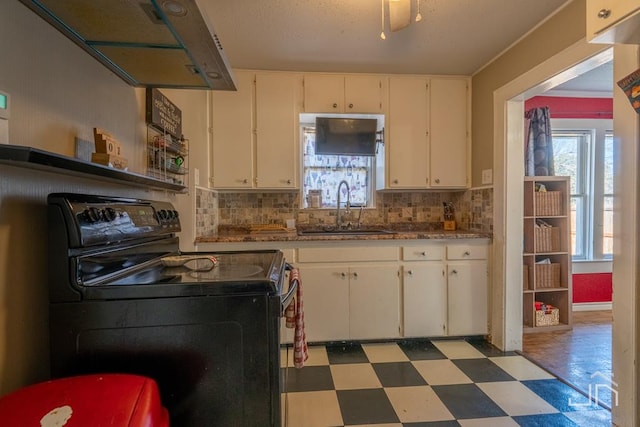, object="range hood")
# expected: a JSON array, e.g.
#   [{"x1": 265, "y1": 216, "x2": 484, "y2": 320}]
[{"x1": 18, "y1": 0, "x2": 236, "y2": 90}]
